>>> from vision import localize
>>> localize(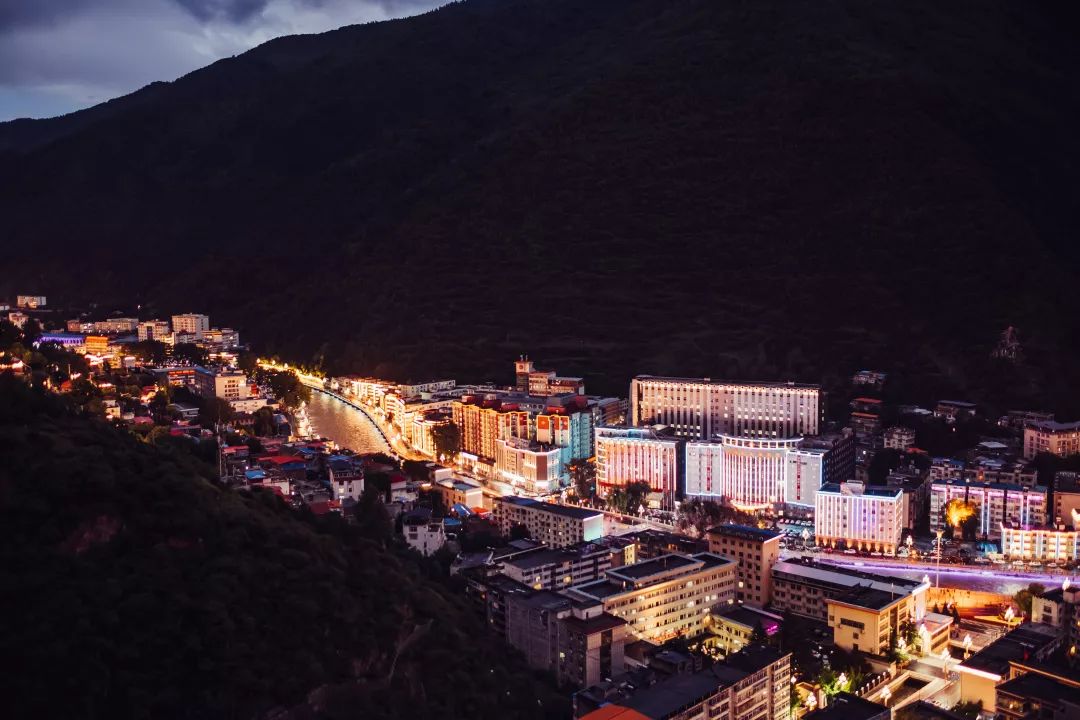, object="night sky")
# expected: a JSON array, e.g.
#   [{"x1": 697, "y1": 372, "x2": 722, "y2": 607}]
[{"x1": 0, "y1": 0, "x2": 443, "y2": 121}]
